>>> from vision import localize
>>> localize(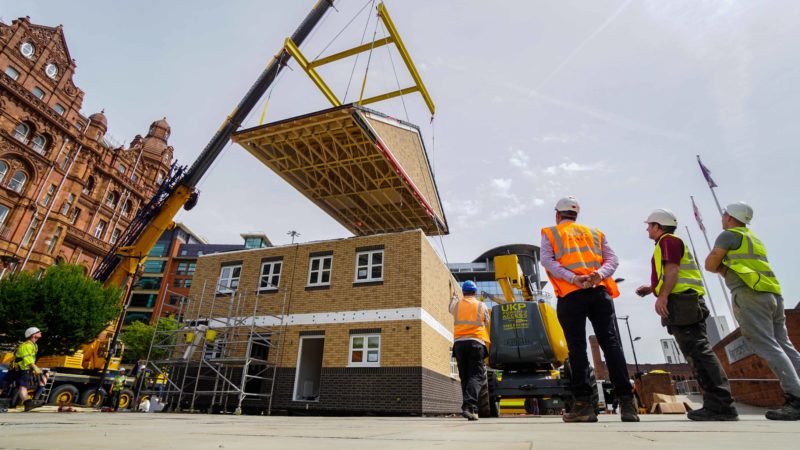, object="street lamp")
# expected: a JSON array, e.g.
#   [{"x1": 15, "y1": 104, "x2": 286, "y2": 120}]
[{"x1": 617, "y1": 315, "x2": 641, "y2": 376}]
